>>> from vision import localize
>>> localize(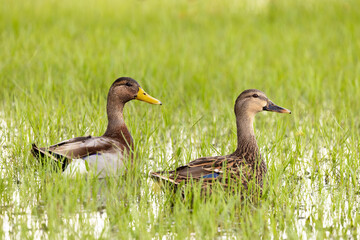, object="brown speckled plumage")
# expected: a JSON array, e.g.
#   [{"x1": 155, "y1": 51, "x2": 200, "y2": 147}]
[{"x1": 151, "y1": 89, "x2": 290, "y2": 196}]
